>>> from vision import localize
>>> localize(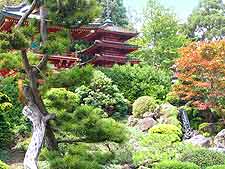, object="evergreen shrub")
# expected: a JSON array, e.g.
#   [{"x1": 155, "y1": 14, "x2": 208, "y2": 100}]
[
  {"x1": 206, "y1": 165, "x2": 225, "y2": 169},
  {"x1": 75, "y1": 70, "x2": 128, "y2": 117},
  {"x1": 180, "y1": 149, "x2": 225, "y2": 168},
  {"x1": 101, "y1": 64, "x2": 171, "y2": 102},
  {"x1": 149, "y1": 124, "x2": 182, "y2": 137},
  {"x1": 132, "y1": 96, "x2": 158, "y2": 118},
  {"x1": 153, "y1": 160, "x2": 200, "y2": 169},
  {"x1": 0, "y1": 161, "x2": 9, "y2": 169}
]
